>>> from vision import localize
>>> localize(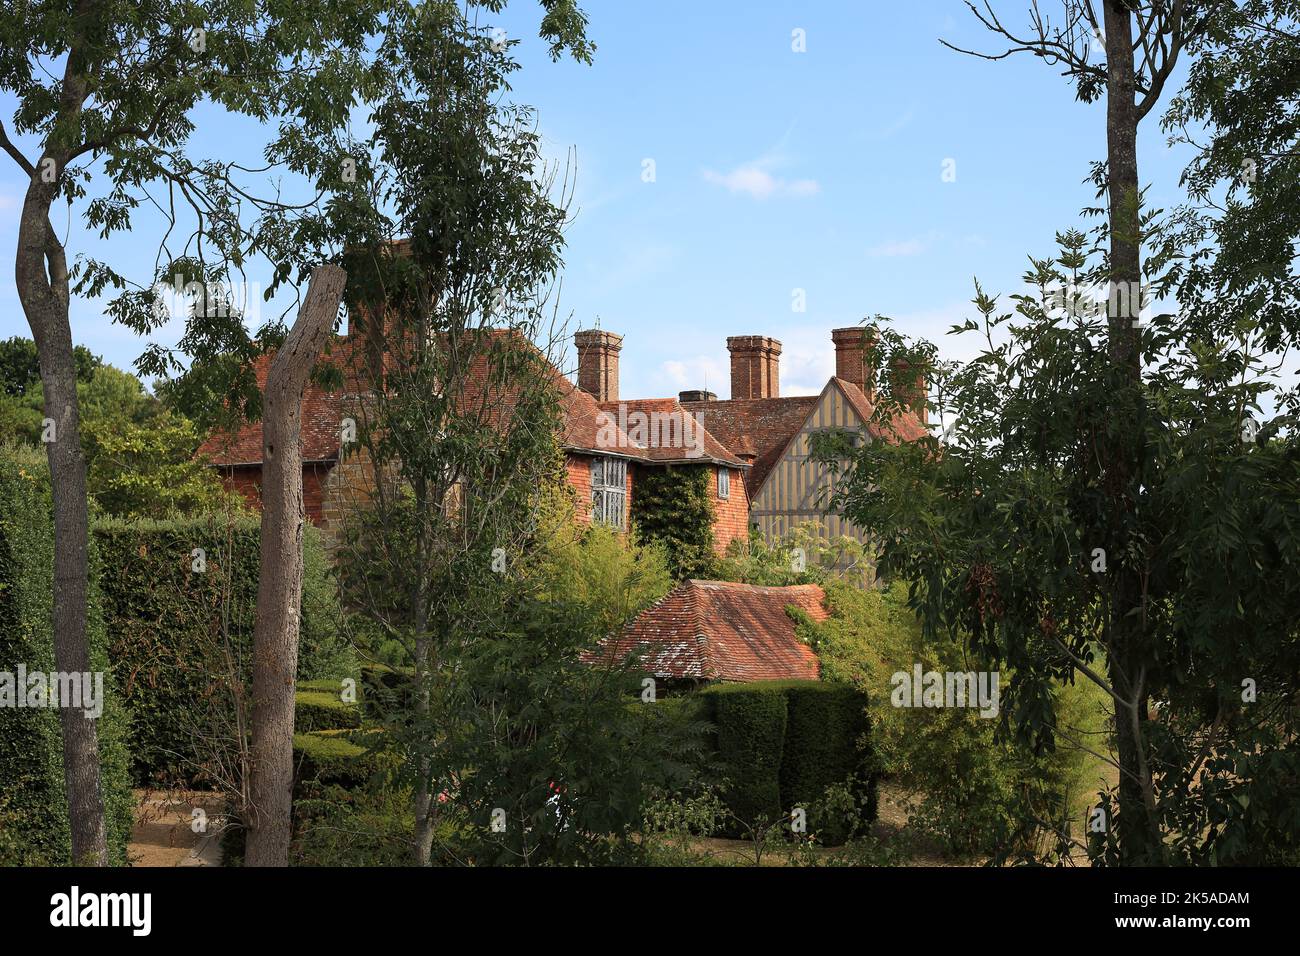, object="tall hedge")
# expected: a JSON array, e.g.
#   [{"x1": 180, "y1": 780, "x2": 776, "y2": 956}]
[
  {"x1": 778, "y1": 681, "x2": 876, "y2": 843},
  {"x1": 94, "y1": 515, "x2": 355, "y2": 784},
  {"x1": 697, "y1": 679, "x2": 876, "y2": 842},
  {"x1": 0, "y1": 444, "x2": 134, "y2": 865},
  {"x1": 699, "y1": 682, "x2": 789, "y2": 829}
]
